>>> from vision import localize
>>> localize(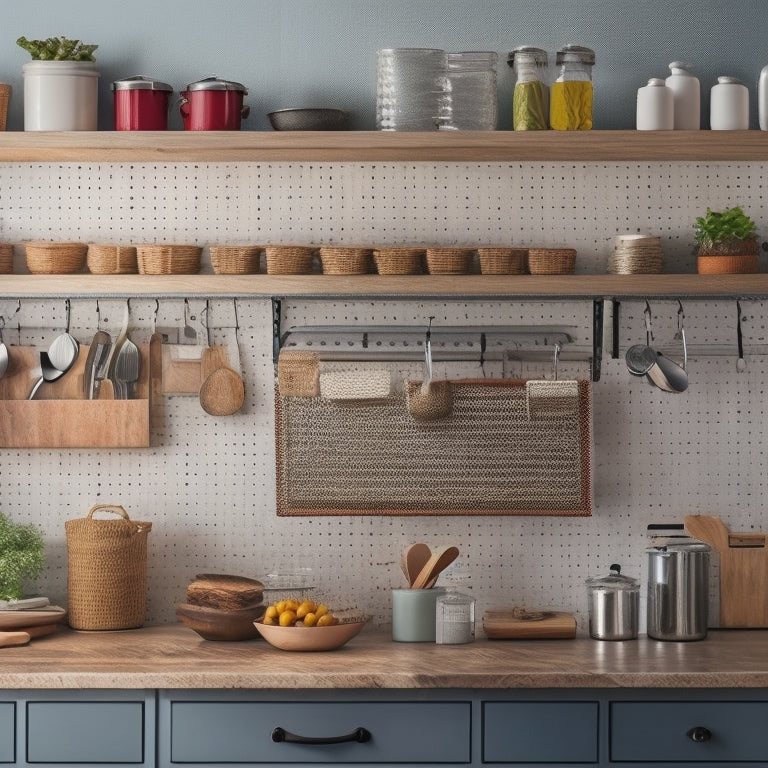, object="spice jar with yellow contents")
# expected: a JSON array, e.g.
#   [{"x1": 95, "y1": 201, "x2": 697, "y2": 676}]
[
  {"x1": 509, "y1": 46, "x2": 549, "y2": 130},
  {"x1": 550, "y1": 44, "x2": 595, "y2": 130}
]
